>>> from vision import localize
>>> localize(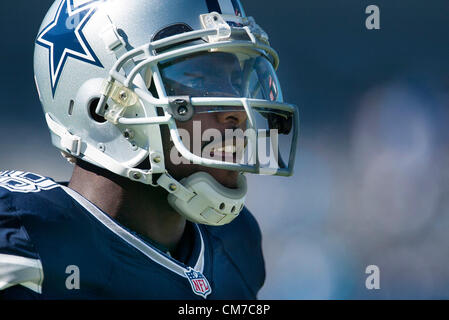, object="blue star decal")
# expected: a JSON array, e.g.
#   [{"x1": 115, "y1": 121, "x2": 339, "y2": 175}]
[{"x1": 36, "y1": 0, "x2": 104, "y2": 97}]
